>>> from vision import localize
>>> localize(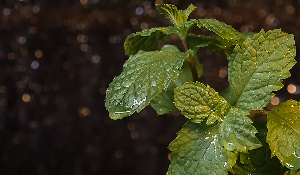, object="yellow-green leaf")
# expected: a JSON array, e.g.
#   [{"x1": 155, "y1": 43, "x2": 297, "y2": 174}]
[
  {"x1": 228, "y1": 29, "x2": 296, "y2": 113},
  {"x1": 155, "y1": 4, "x2": 196, "y2": 26},
  {"x1": 174, "y1": 82, "x2": 230, "y2": 124},
  {"x1": 267, "y1": 100, "x2": 300, "y2": 171}
]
